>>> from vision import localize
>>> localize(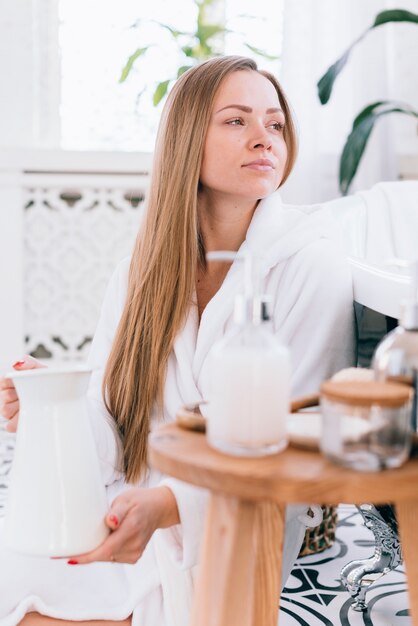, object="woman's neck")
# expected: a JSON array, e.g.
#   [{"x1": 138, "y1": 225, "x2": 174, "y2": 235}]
[{"x1": 198, "y1": 193, "x2": 258, "y2": 254}]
